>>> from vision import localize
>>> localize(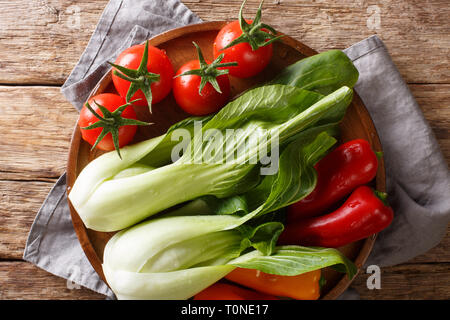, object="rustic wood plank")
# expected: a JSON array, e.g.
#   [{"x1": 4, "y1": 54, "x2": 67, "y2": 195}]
[
  {"x1": 0, "y1": 86, "x2": 78, "y2": 179},
  {"x1": 0, "y1": 0, "x2": 448, "y2": 85},
  {"x1": 409, "y1": 84, "x2": 450, "y2": 160},
  {"x1": 0, "y1": 261, "x2": 448, "y2": 299},
  {"x1": 0, "y1": 261, "x2": 104, "y2": 300},
  {"x1": 0, "y1": 0, "x2": 105, "y2": 85},
  {"x1": 352, "y1": 263, "x2": 450, "y2": 299},
  {"x1": 408, "y1": 229, "x2": 450, "y2": 264},
  {"x1": 0, "y1": 180, "x2": 56, "y2": 259}
]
